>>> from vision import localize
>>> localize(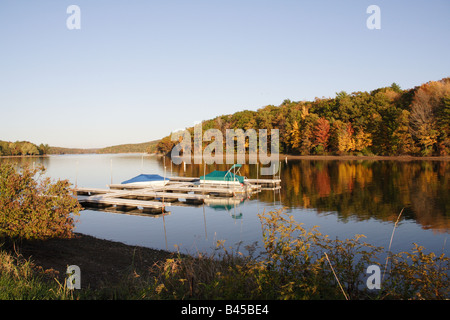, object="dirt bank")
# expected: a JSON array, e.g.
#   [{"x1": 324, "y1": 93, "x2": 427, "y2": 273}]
[{"x1": 14, "y1": 233, "x2": 173, "y2": 290}]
